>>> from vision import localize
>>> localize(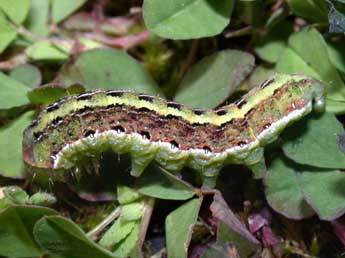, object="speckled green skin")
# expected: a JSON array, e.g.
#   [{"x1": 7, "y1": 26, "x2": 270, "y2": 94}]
[{"x1": 23, "y1": 74, "x2": 325, "y2": 182}]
